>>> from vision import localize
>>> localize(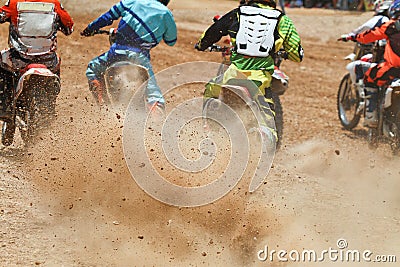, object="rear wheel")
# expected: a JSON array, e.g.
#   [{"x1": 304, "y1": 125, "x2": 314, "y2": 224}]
[
  {"x1": 337, "y1": 74, "x2": 361, "y2": 130},
  {"x1": 20, "y1": 96, "x2": 38, "y2": 145},
  {"x1": 1, "y1": 119, "x2": 16, "y2": 146},
  {"x1": 19, "y1": 77, "x2": 59, "y2": 144},
  {"x1": 45, "y1": 79, "x2": 60, "y2": 118}
]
